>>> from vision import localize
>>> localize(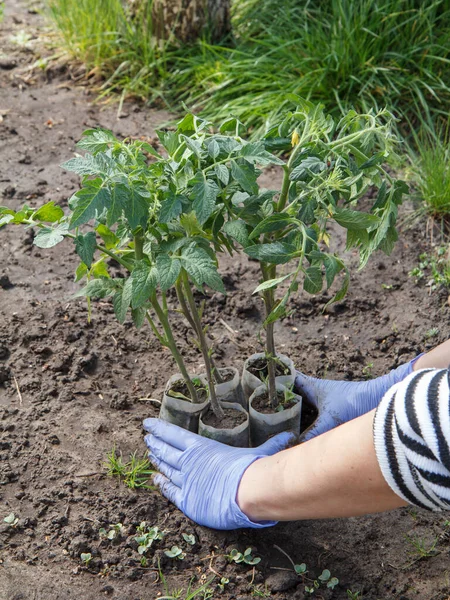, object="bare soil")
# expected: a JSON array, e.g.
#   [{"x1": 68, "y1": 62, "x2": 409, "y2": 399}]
[
  {"x1": 2, "y1": 2, "x2": 450, "y2": 600},
  {"x1": 201, "y1": 407, "x2": 247, "y2": 430}
]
